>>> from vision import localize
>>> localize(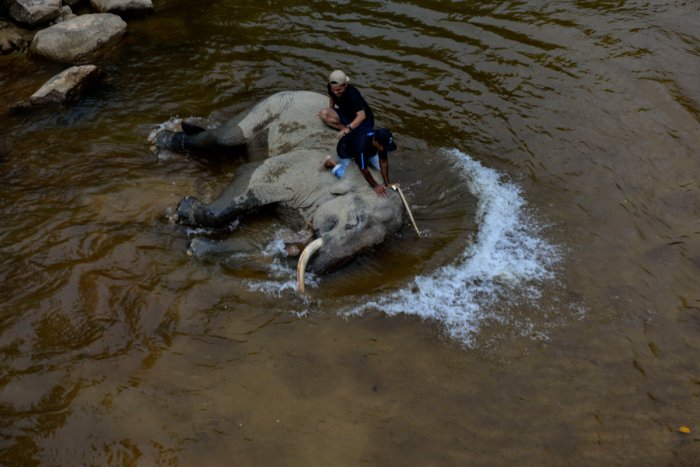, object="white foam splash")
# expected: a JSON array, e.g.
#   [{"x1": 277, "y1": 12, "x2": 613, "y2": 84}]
[
  {"x1": 147, "y1": 117, "x2": 179, "y2": 146},
  {"x1": 243, "y1": 234, "x2": 319, "y2": 296},
  {"x1": 342, "y1": 149, "x2": 560, "y2": 345},
  {"x1": 185, "y1": 219, "x2": 240, "y2": 237}
]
